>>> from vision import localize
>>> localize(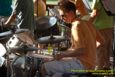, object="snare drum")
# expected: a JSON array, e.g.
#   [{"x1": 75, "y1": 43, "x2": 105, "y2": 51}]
[{"x1": 6, "y1": 32, "x2": 35, "y2": 55}]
